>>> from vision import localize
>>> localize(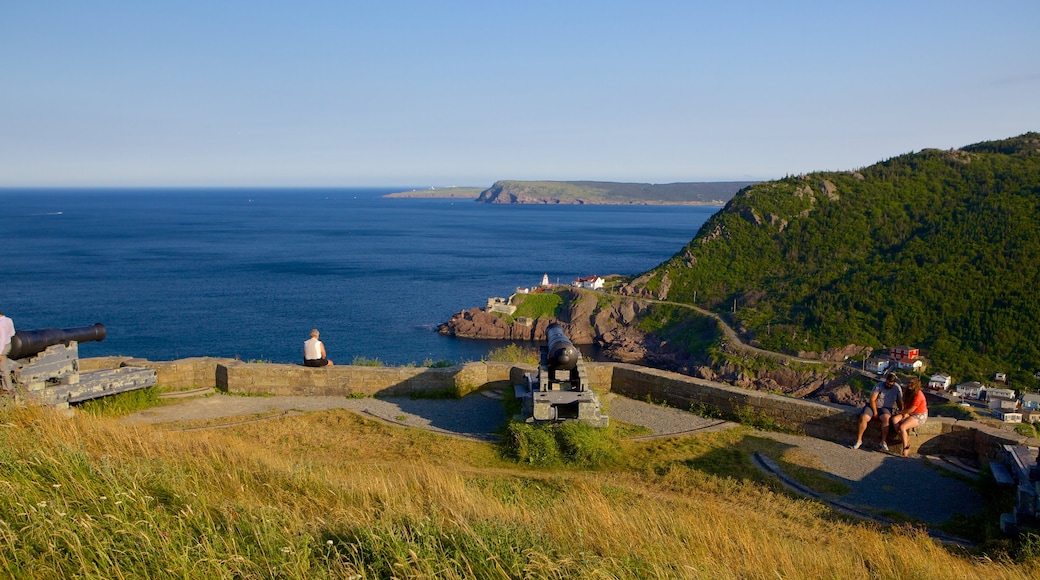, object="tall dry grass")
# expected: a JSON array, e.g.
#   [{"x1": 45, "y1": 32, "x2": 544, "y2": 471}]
[{"x1": 0, "y1": 404, "x2": 1035, "y2": 579}]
